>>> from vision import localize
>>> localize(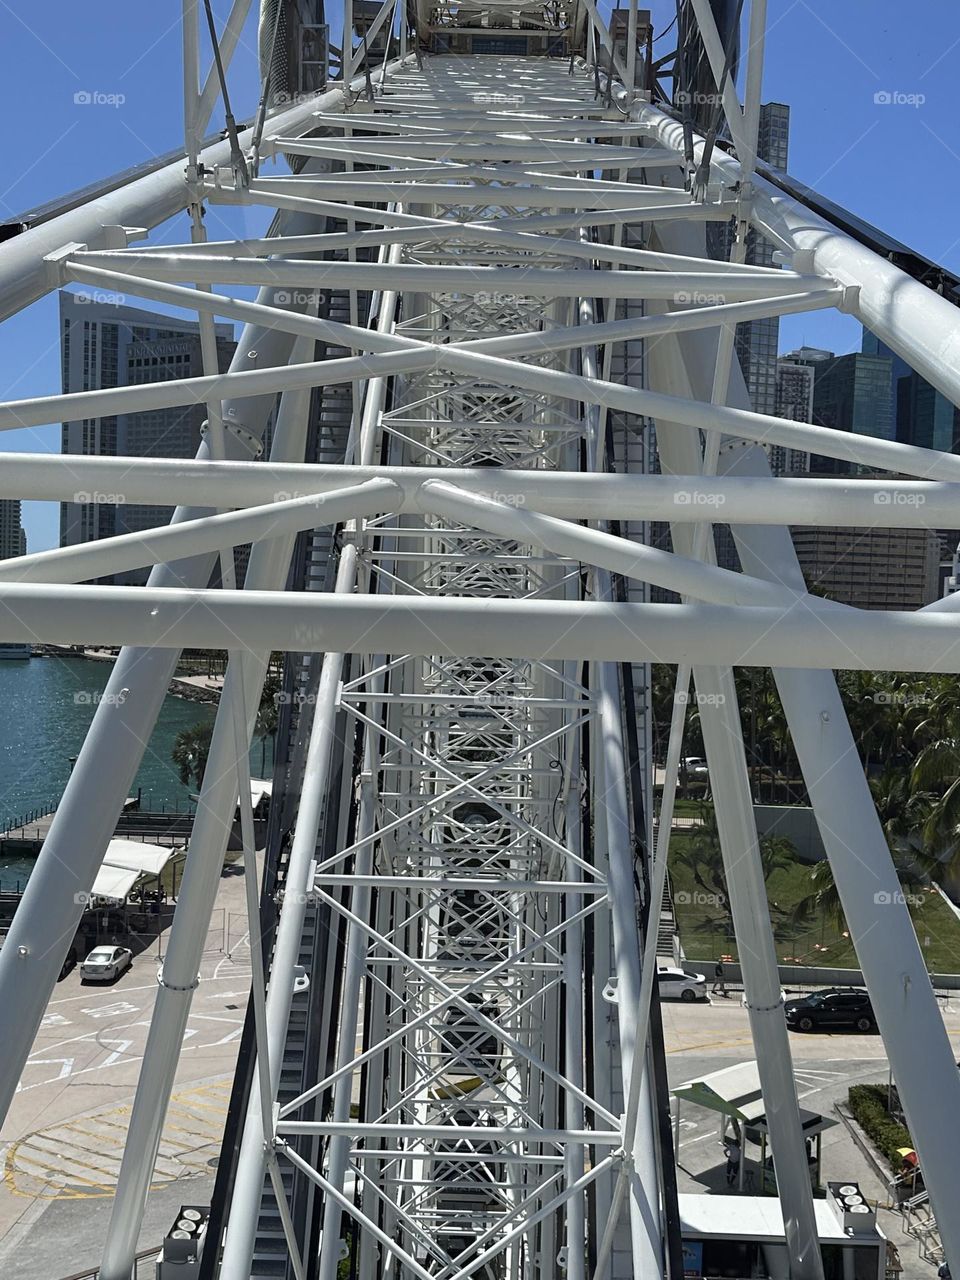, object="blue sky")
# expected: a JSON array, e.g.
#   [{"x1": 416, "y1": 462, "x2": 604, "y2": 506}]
[{"x1": 1, "y1": 1, "x2": 958, "y2": 550}]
